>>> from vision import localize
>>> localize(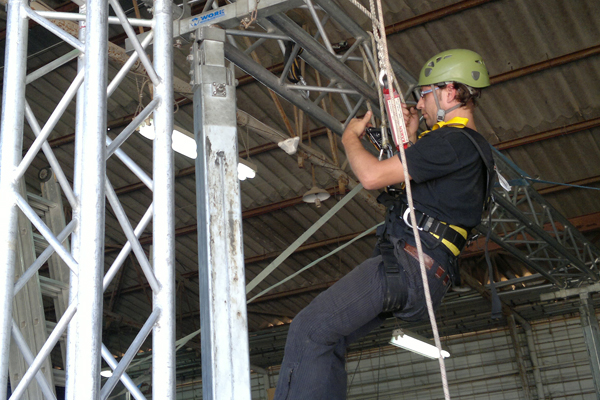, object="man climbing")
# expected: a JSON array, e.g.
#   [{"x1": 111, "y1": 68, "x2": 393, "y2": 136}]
[{"x1": 273, "y1": 49, "x2": 495, "y2": 400}]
